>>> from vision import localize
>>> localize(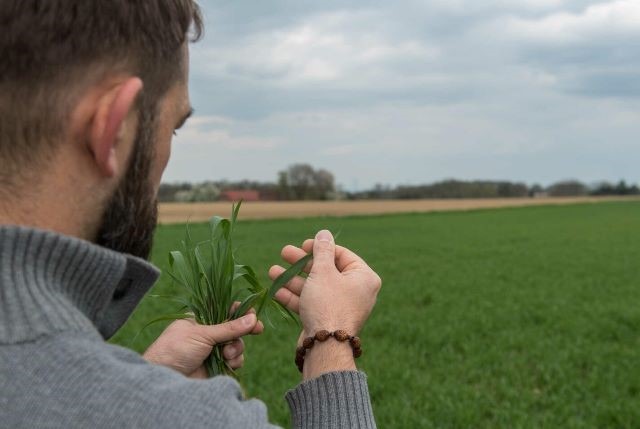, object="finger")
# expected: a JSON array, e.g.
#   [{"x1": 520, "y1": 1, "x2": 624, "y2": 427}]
[
  {"x1": 230, "y1": 302, "x2": 259, "y2": 318},
  {"x1": 268, "y1": 264, "x2": 287, "y2": 281},
  {"x1": 223, "y1": 339, "x2": 244, "y2": 360},
  {"x1": 228, "y1": 301, "x2": 263, "y2": 335},
  {"x1": 274, "y1": 287, "x2": 300, "y2": 313},
  {"x1": 302, "y1": 239, "x2": 314, "y2": 252},
  {"x1": 252, "y1": 319, "x2": 265, "y2": 335},
  {"x1": 226, "y1": 354, "x2": 245, "y2": 370},
  {"x1": 228, "y1": 301, "x2": 242, "y2": 316},
  {"x1": 268, "y1": 265, "x2": 305, "y2": 296},
  {"x1": 195, "y1": 313, "x2": 258, "y2": 345},
  {"x1": 300, "y1": 239, "x2": 368, "y2": 272},
  {"x1": 333, "y1": 244, "x2": 368, "y2": 272},
  {"x1": 283, "y1": 238, "x2": 368, "y2": 272},
  {"x1": 311, "y1": 230, "x2": 336, "y2": 272},
  {"x1": 281, "y1": 245, "x2": 312, "y2": 273}
]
